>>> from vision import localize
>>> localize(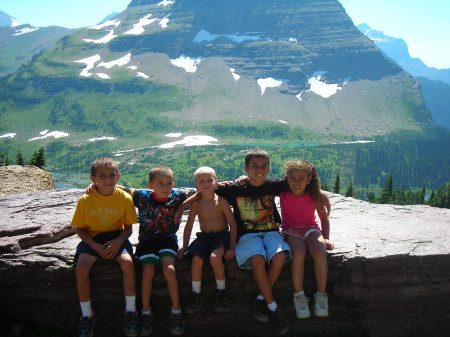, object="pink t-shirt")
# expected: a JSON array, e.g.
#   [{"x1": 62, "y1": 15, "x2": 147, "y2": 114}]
[{"x1": 280, "y1": 190, "x2": 320, "y2": 230}]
